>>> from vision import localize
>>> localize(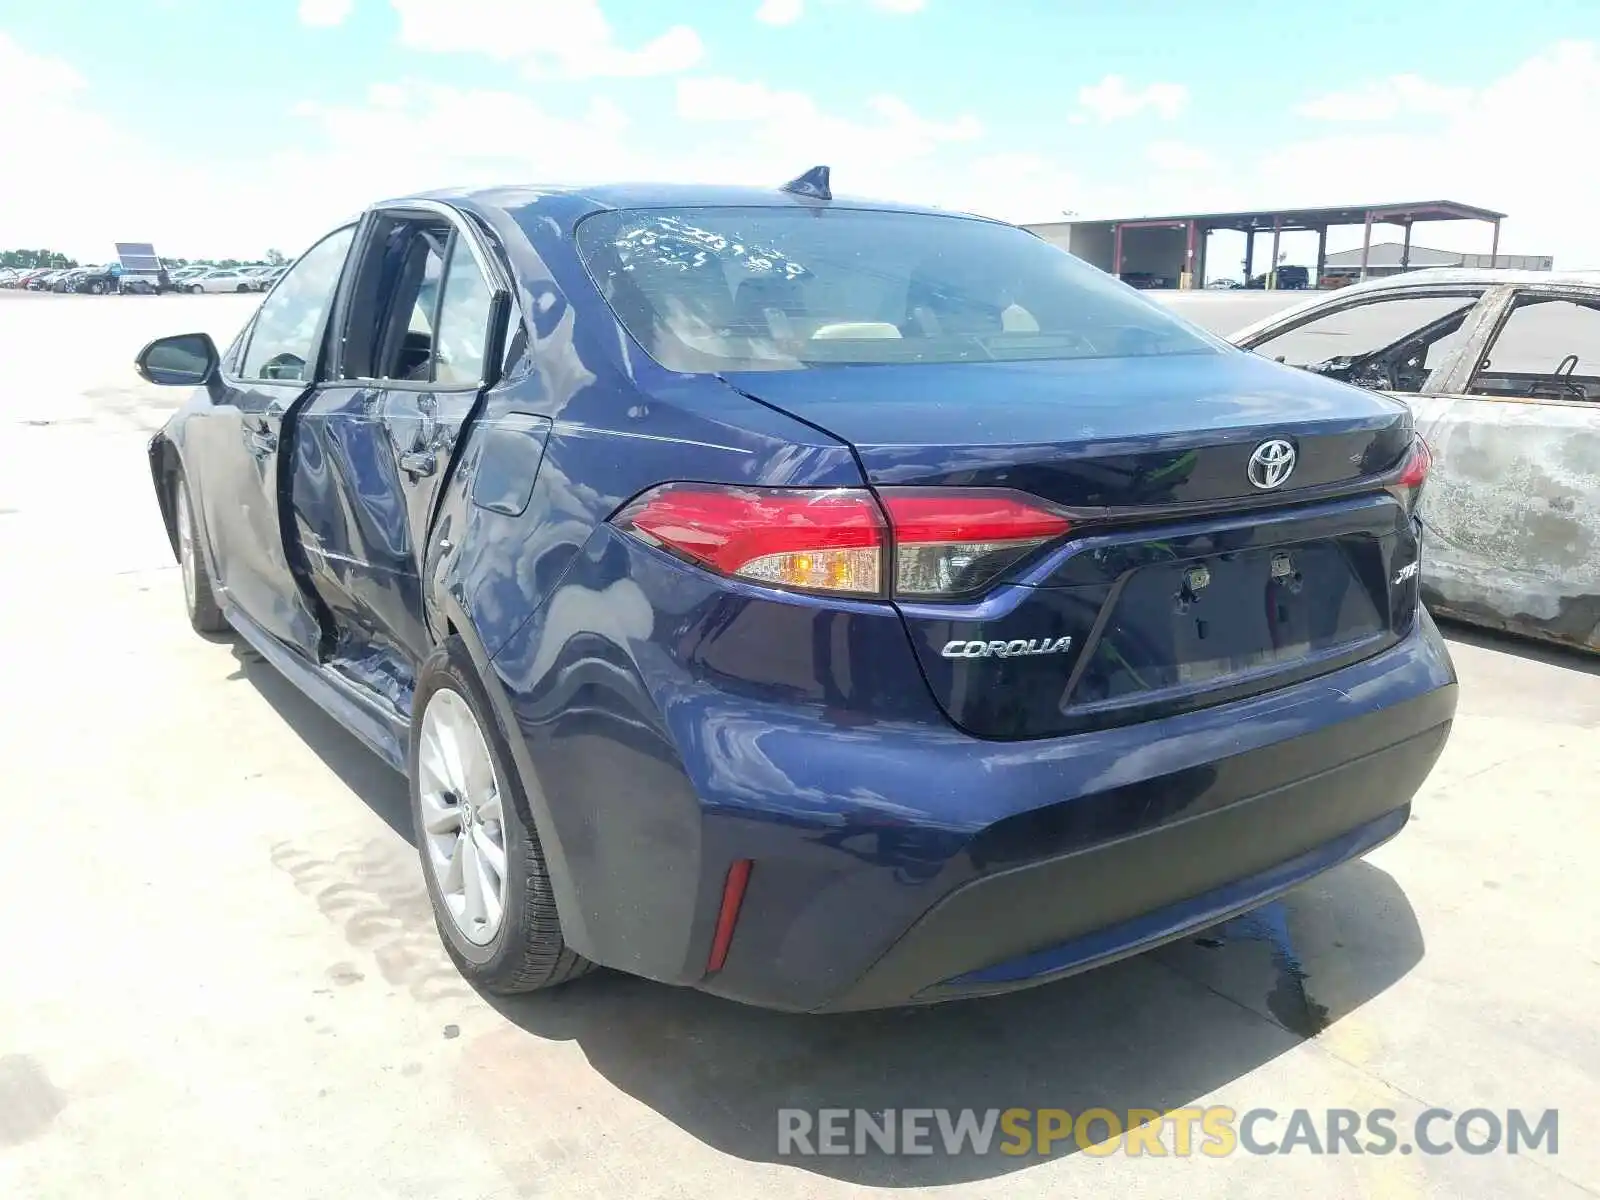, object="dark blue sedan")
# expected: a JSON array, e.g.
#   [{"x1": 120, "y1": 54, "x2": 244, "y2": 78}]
[{"x1": 139, "y1": 172, "x2": 1456, "y2": 1011}]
